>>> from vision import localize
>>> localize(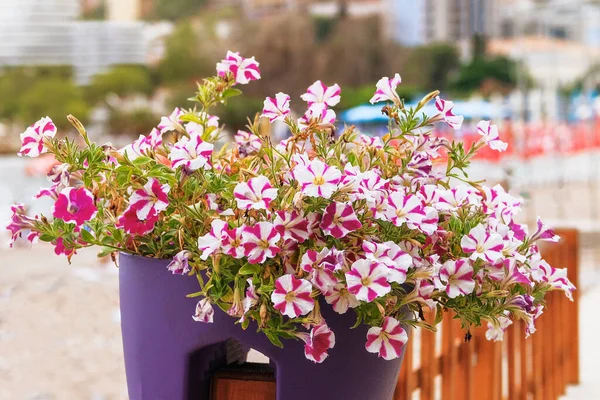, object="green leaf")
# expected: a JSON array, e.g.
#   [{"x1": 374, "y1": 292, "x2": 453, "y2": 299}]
[
  {"x1": 238, "y1": 263, "x2": 261, "y2": 276},
  {"x1": 222, "y1": 88, "x2": 242, "y2": 99},
  {"x1": 264, "y1": 331, "x2": 284, "y2": 348},
  {"x1": 133, "y1": 156, "x2": 153, "y2": 166},
  {"x1": 79, "y1": 228, "x2": 95, "y2": 243},
  {"x1": 39, "y1": 233, "x2": 55, "y2": 242},
  {"x1": 97, "y1": 246, "x2": 116, "y2": 258}
]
